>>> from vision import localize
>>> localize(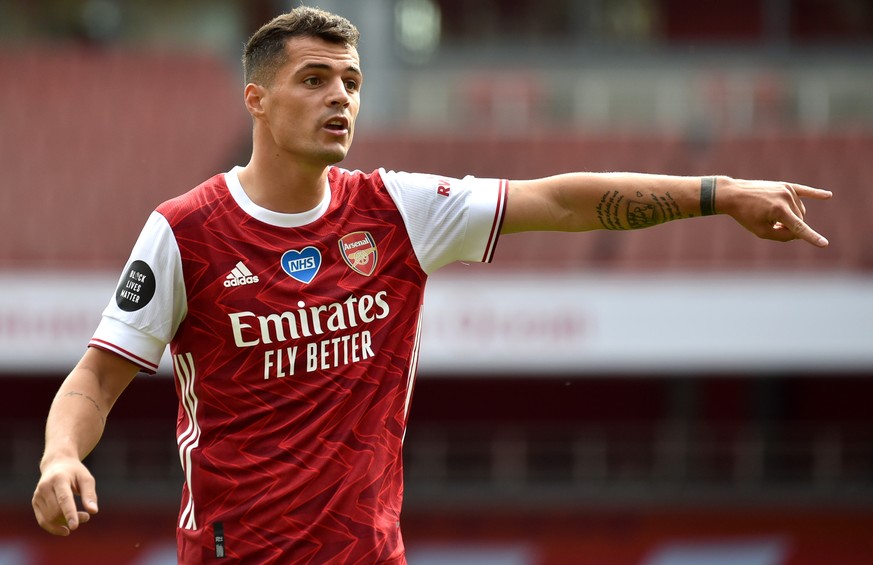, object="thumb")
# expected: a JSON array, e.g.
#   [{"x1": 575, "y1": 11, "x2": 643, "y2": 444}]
[{"x1": 75, "y1": 470, "x2": 99, "y2": 515}]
